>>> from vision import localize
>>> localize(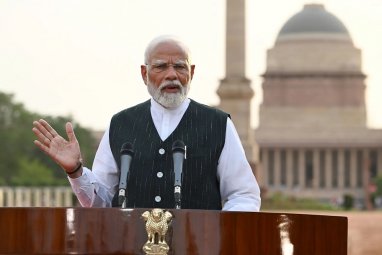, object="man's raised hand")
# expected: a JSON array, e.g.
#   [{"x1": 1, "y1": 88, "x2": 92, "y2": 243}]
[{"x1": 32, "y1": 119, "x2": 82, "y2": 175}]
